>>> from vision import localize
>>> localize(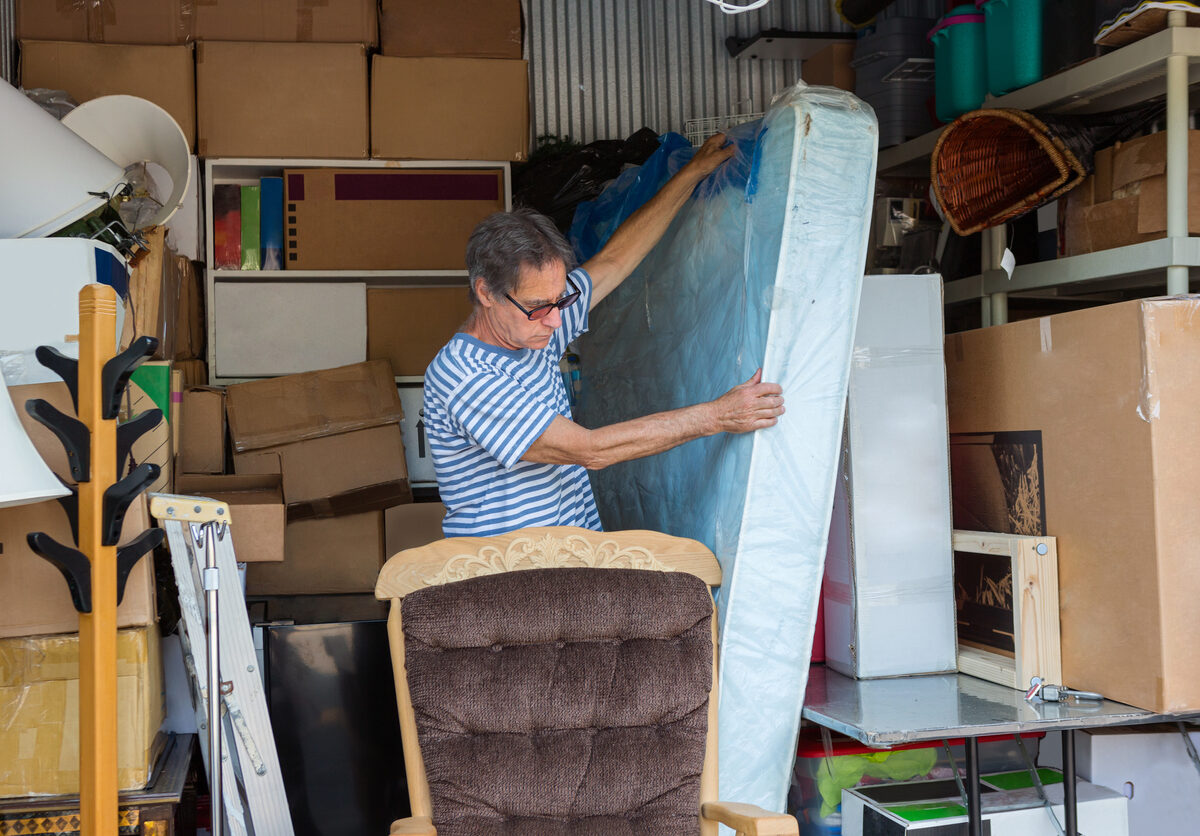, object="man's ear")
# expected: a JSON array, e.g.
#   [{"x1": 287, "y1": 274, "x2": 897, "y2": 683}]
[{"x1": 474, "y1": 277, "x2": 495, "y2": 308}]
